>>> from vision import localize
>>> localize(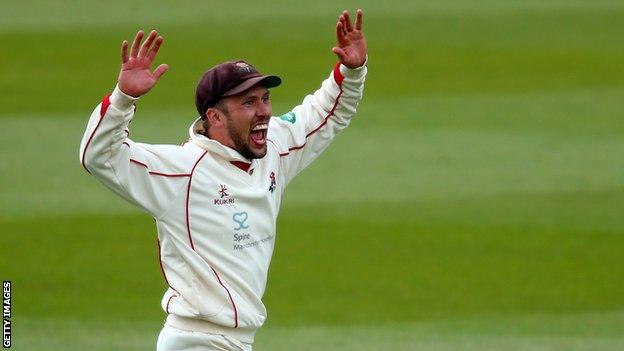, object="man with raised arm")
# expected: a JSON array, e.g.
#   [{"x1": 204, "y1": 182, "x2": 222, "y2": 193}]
[{"x1": 79, "y1": 9, "x2": 367, "y2": 351}]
